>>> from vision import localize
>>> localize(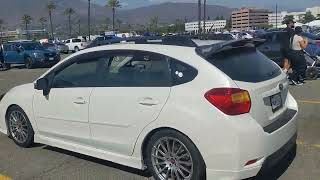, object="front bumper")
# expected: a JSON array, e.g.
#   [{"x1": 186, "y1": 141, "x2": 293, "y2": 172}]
[{"x1": 33, "y1": 56, "x2": 60, "y2": 67}]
